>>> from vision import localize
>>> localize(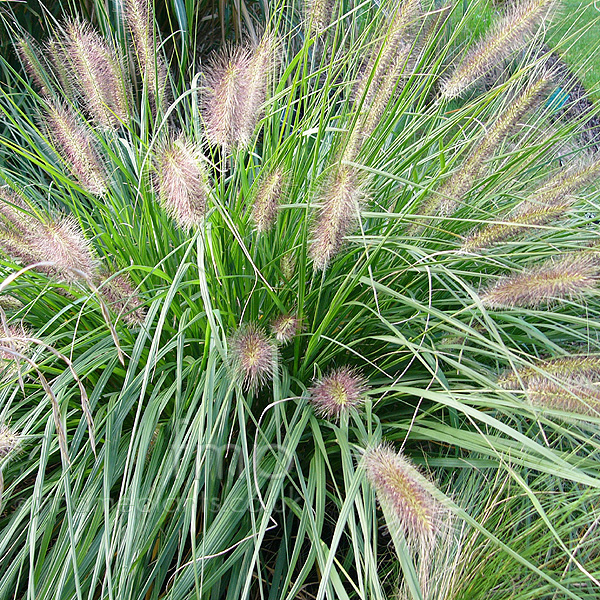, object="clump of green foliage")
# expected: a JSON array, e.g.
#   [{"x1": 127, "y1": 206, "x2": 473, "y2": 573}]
[{"x1": 1, "y1": 0, "x2": 600, "y2": 599}]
